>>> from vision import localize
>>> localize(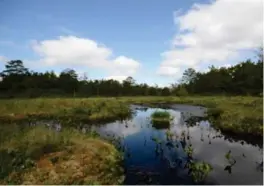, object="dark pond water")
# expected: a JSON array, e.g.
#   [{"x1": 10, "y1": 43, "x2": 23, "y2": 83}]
[{"x1": 36, "y1": 104, "x2": 263, "y2": 184}]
